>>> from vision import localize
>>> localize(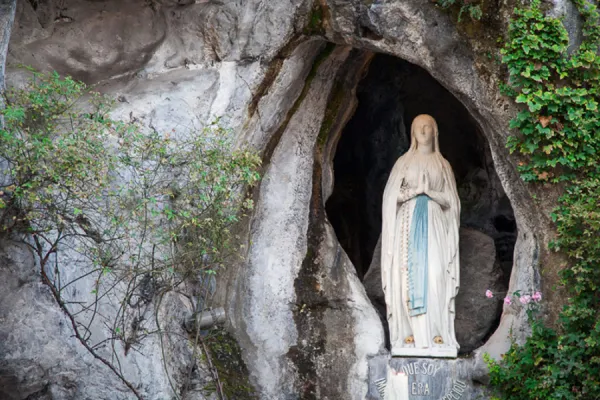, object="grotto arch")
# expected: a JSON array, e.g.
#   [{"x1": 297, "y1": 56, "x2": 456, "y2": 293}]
[{"x1": 324, "y1": 53, "x2": 517, "y2": 354}]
